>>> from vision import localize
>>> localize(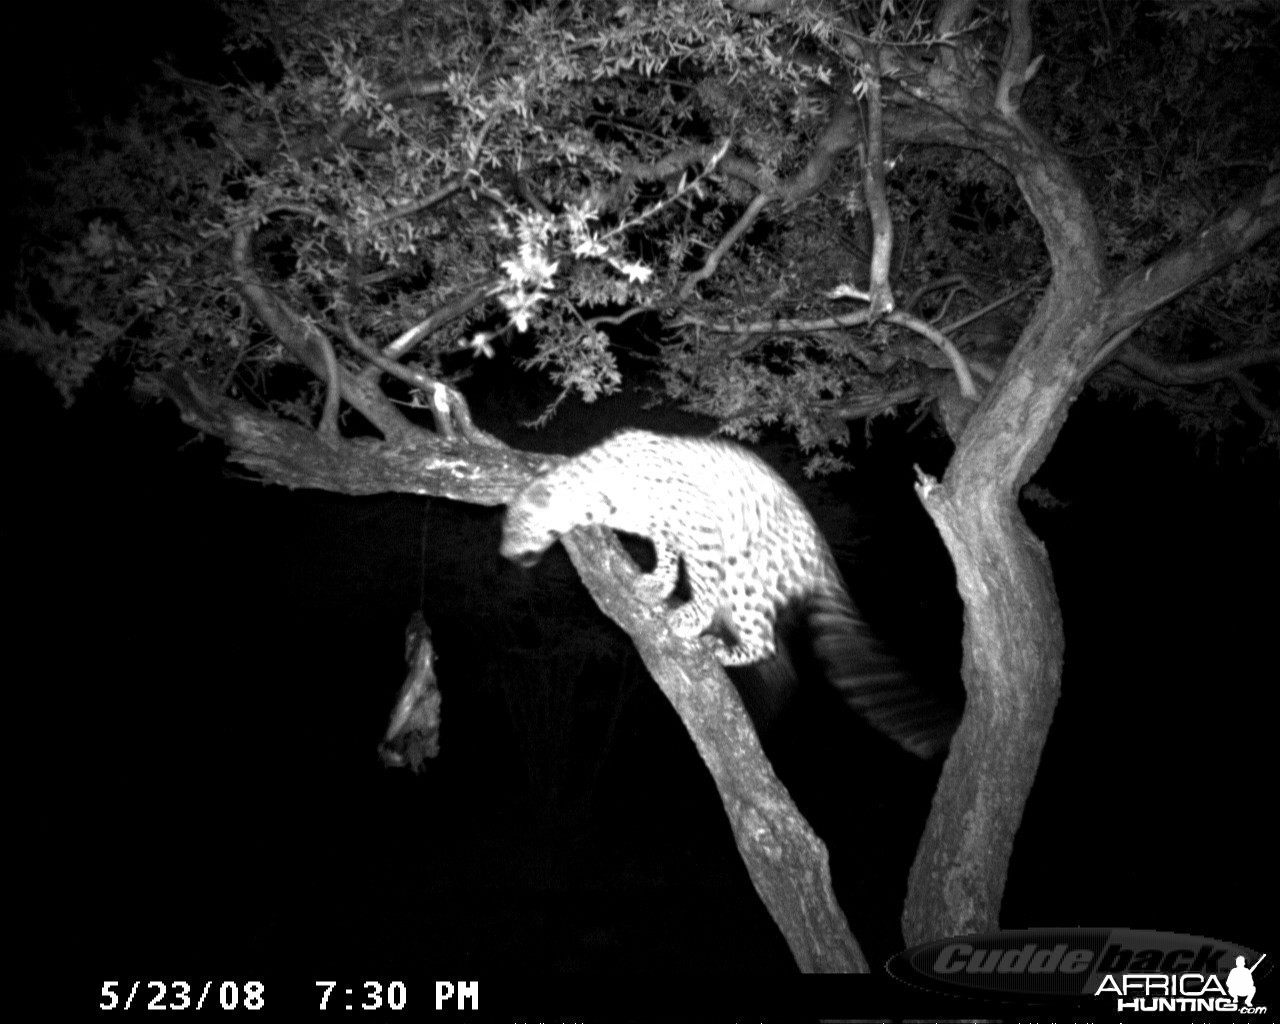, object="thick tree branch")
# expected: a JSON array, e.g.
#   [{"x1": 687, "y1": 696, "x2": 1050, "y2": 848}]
[
  {"x1": 1115, "y1": 344, "x2": 1280, "y2": 387},
  {"x1": 896, "y1": 2, "x2": 1279, "y2": 946},
  {"x1": 141, "y1": 368, "x2": 539, "y2": 503},
  {"x1": 1093, "y1": 173, "x2": 1280, "y2": 372},
  {"x1": 560, "y1": 529, "x2": 865, "y2": 973},
  {"x1": 142, "y1": 360, "x2": 865, "y2": 972}
]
